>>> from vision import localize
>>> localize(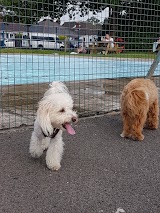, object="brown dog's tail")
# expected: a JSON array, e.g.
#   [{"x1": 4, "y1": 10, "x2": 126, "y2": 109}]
[{"x1": 125, "y1": 88, "x2": 148, "y2": 115}]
